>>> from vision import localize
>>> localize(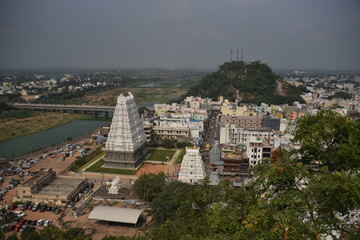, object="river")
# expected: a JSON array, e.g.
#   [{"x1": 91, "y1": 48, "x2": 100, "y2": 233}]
[{"x1": 0, "y1": 120, "x2": 110, "y2": 160}]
